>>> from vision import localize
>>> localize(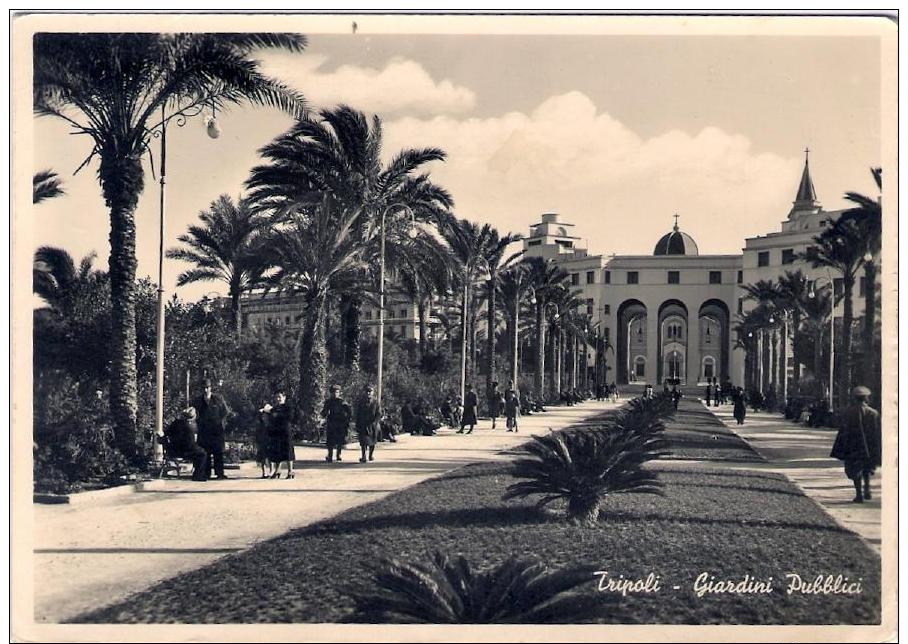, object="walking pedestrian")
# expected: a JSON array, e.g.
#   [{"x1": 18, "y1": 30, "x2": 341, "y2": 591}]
[
  {"x1": 265, "y1": 390, "x2": 295, "y2": 479},
  {"x1": 831, "y1": 386, "x2": 882, "y2": 503},
  {"x1": 713, "y1": 377, "x2": 720, "y2": 408},
  {"x1": 671, "y1": 385, "x2": 682, "y2": 410},
  {"x1": 193, "y1": 378, "x2": 232, "y2": 480},
  {"x1": 704, "y1": 383, "x2": 712, "y2": 406},
  {"x1": 487, "y1": 381, "x2": 503, "y2": 429},
  {"x1": 458, "y1": 384, "x2": 478, "y2": 434},
  {"x1": 321, "y1": 384, "x2": 352, "y2": 462},
  {"x1": 355, "y1": 385, "x2": 382, "y2": 463},
  {"x1": 504, "y1": 388, "x2": 520, "y2": 432},
  {"x1": 732, "y1": 387, "x2": 747, "y2": 425},
  {"x1": 255, "y1": 403, "x2": 272, "y2": 478}
]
